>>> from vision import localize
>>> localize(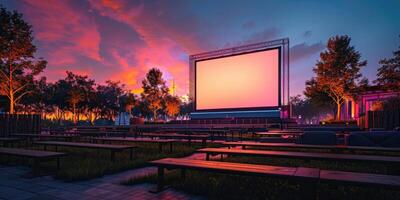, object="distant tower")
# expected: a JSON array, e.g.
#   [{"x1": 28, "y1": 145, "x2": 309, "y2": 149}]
[{"x1": 171, "y1": 79, "x2": 176, "y2": 96}]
